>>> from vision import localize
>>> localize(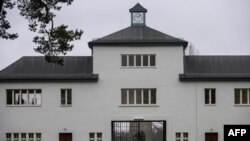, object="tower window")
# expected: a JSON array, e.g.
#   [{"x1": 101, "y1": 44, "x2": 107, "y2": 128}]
[{"x1": 121, "y1": 54, "x2": 156, "y2": 67}]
